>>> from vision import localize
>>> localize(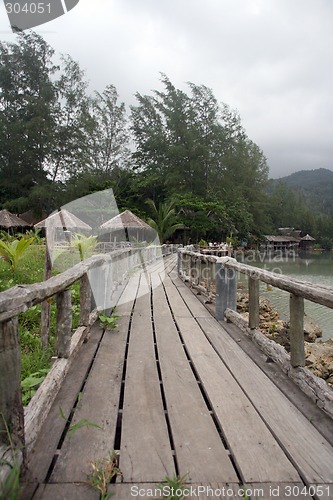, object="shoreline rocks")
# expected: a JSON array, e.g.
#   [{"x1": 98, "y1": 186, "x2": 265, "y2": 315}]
[{"x1": 237, "y1": 290, "x2": 333, "y2": 388}]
